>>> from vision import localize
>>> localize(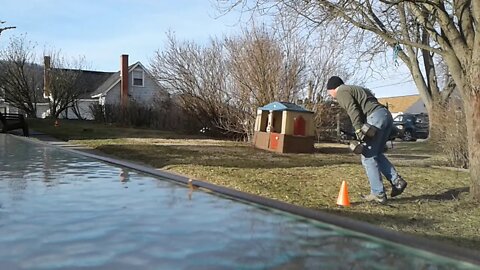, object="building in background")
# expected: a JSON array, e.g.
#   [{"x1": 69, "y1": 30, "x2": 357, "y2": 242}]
[
  {"x1": 39, "y1": 54, "x2": 168, "y2": 120},
  {"x1": 377, "y1": 94, "x2": 427, "y2": 118}
]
